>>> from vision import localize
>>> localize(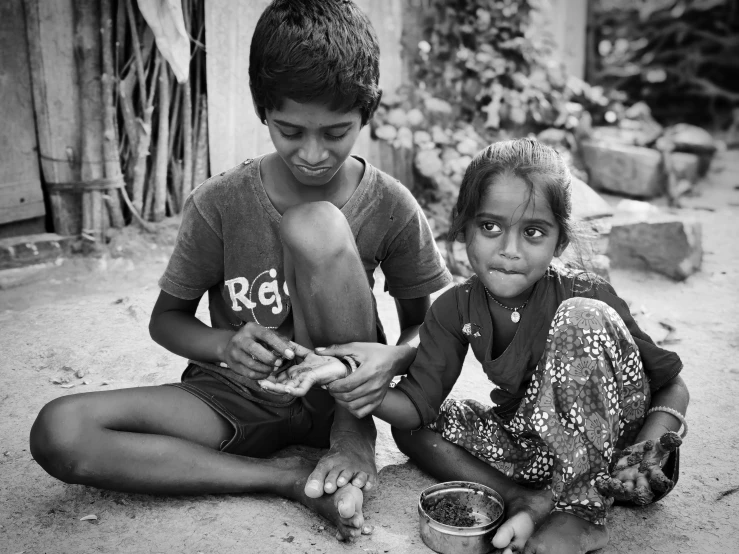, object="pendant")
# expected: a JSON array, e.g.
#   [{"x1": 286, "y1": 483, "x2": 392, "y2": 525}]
[{"x1": 511, "y1": 311, "x2": 521, "y2": 323}]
